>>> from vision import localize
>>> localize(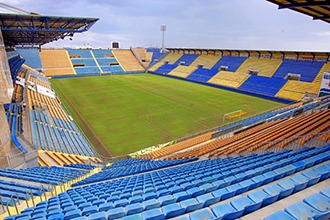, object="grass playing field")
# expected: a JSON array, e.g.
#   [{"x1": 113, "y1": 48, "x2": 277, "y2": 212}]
[{"x1": 51, "y1": 74, "x2": 285, "y2": 157}]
